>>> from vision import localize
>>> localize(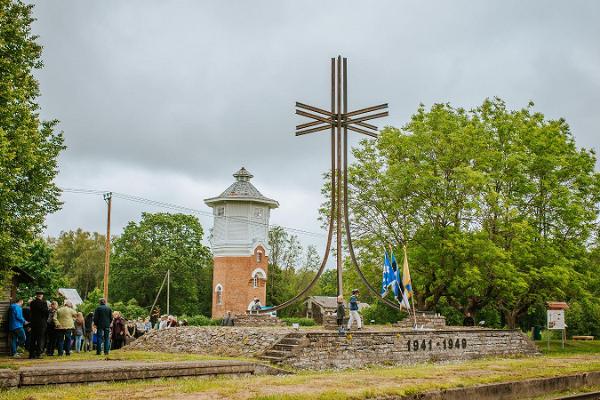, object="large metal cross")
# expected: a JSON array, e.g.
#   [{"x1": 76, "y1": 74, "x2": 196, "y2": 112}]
[{"x1": 295, "y1": 56, "x2": 388, "y2": 297}]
